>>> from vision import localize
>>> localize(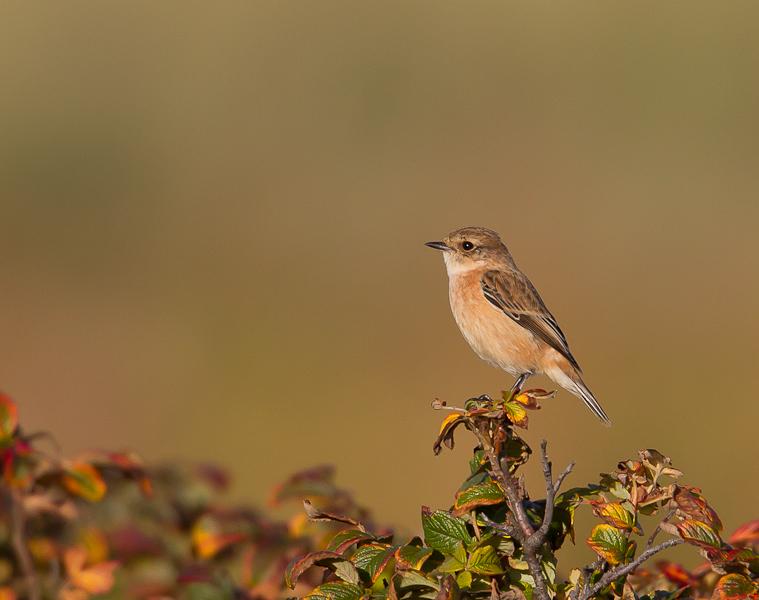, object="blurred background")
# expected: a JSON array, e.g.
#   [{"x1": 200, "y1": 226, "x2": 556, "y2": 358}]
[{"x1": 1, "y1": 1, "x2": 757, "y2": 567}]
